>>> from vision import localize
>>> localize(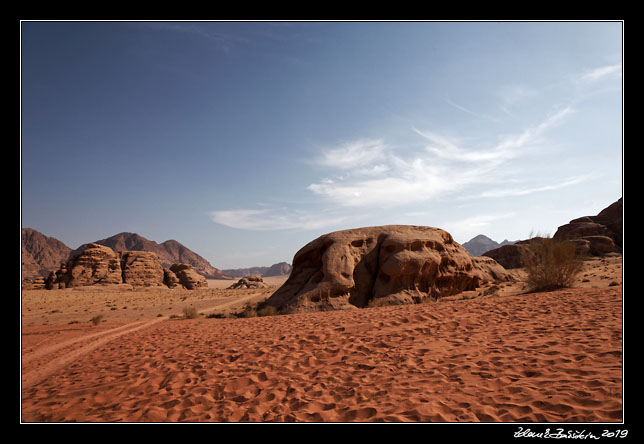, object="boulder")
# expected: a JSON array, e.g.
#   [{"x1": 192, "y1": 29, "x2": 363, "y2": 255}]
[
  {"x1": 45, "y1": 243, "x2": 122, "y2": 289},
  {"x1": 583, "y1": 235, "x2": 616, "y2": 255},
  {"x1": 227, "y1": 275, "x2": 269, "y2": 289},
  {"x1": 163, "y1": 268, "x2": 181, "y2": 288},
  {"x1": 264, "y1": 225, "x2": 511, "y2": 314},
  {"x1": 22, "y1": 277, "x2": 46, "y2": 290},
  {"x1": 553, "y1": 198, "x2": 622, "y2": 252},
  {"x1": 553, "y1": 221, "x2": 613, "y2": 242},
  {"x1": 120, "y1": 251, "x2": 164, "y2": 286},
  {"x1": 169, "y1": 263, "x2": 208, "y2": 289},
  {"x1": 471, "y1": 256, "x2": 513, "y2": 282},
  {"x1": 483, "y1": 244, "x2": 526, "y2": 269}
]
